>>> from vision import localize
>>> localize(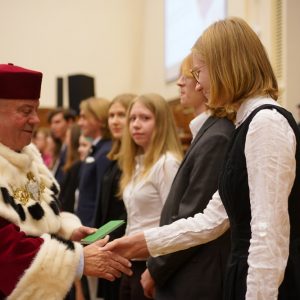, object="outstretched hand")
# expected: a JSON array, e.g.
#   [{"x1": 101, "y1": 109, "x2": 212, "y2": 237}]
[
  {"x1": 83, "y1": 236, "x2": 132, "y2": 281},
  {"x1": 102, "y1": 232, "x2": 150, "y2": 260}
]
